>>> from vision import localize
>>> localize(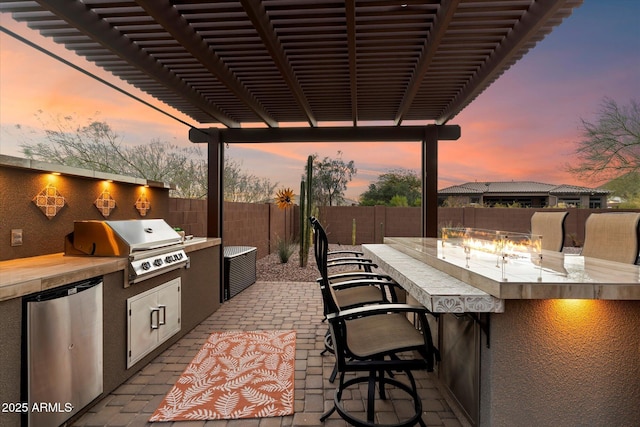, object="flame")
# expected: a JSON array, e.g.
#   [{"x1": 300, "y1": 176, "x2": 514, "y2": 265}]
[{"x1": 443, "y1": 227, "x2": 541, "y2": 257}]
